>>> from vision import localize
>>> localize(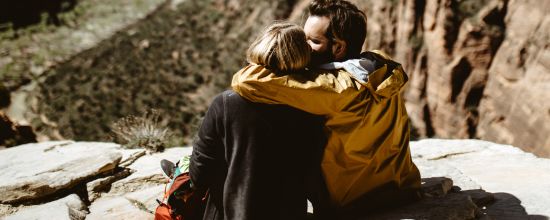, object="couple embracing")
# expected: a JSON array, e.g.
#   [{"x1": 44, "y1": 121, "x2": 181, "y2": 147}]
[{"x1": 189, "y1": 0, "x2": 421, "y2": 219}]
